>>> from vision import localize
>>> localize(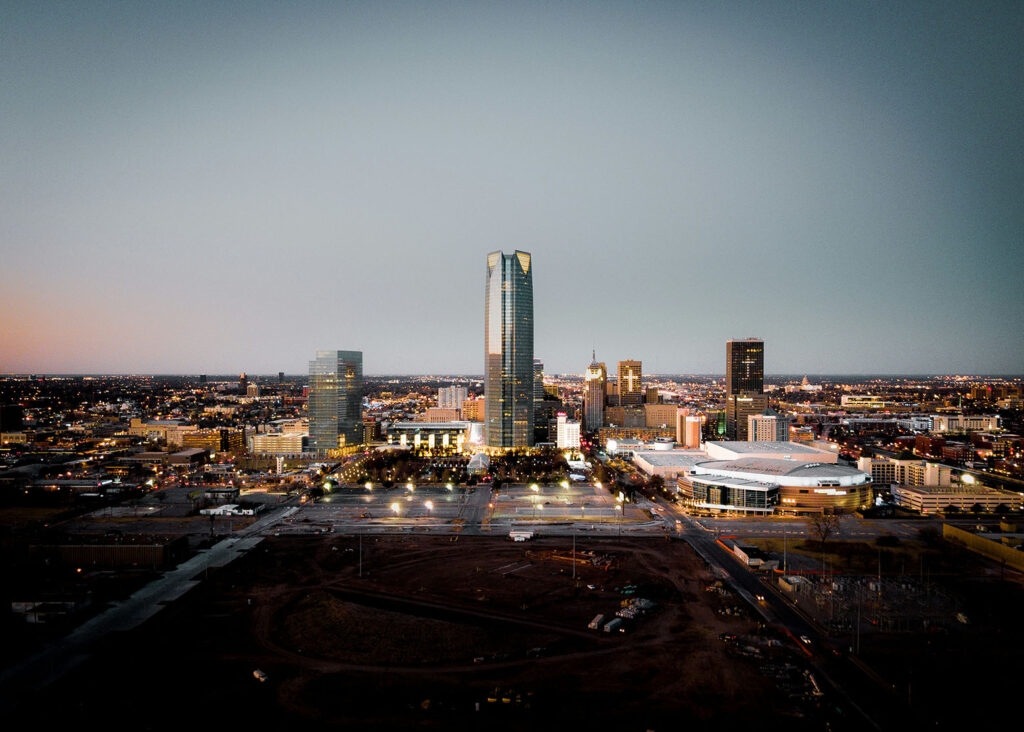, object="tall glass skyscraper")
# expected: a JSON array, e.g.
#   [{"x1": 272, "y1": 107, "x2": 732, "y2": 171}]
[
  {"x1": 308, "y1": 349, "x2": 363, "y2": 455},
  {"x1": 485, "y1": 250, "x2": 534, "y2": 448},
  {"x1": 725, "y1": 338, "x2": 767, "y2": 440}
]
